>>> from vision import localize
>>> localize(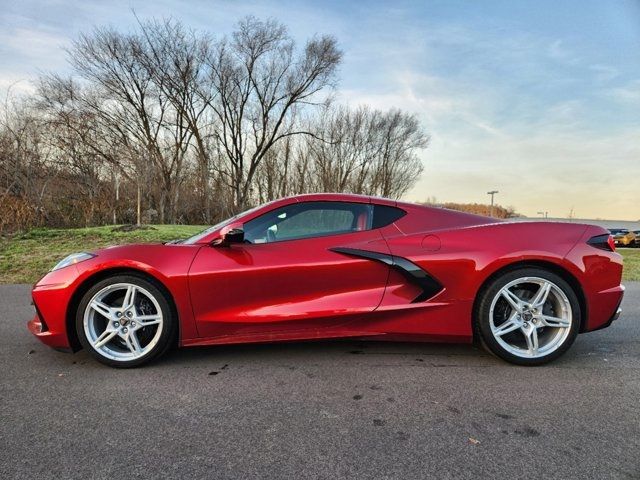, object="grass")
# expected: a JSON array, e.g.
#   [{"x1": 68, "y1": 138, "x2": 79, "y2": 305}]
[
  {"x1": 620, "y1": 248, "x2": 640, "y2": 282},
  {"x1": 1, "y1": 225, "x2": 639, "y2": 284},
  {"x1": 0, "y1": 225, "x2": 205, "y2": 284}
]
